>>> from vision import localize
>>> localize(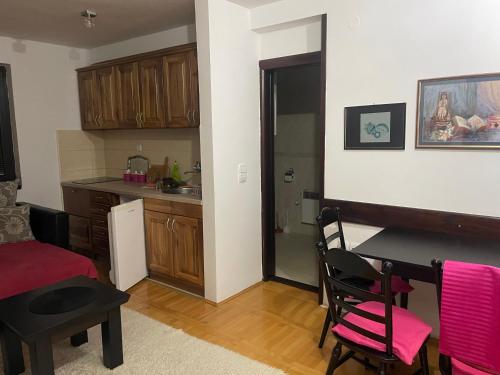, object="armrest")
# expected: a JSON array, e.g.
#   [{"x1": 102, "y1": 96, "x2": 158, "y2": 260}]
[{"x1": 18, "y1": 202, "x2": 69, "y2": 249}]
